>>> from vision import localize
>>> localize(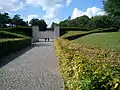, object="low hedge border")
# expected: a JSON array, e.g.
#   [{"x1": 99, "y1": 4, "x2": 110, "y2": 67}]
[
  {"x1": 60, "y1": 27, "x2": 89, "y2": 36},
  {"x1": 0, "y1": 31, "x2": 29, "y2": 38},
  {"x1": 64, "y1": 27, "x2": 118, "y2": 40},
  {"x1": 0, "y1": 26, "x2": 32, "y2": 37},
  {"x1": 54, "y1": 38, "x2": 120, "y2": 90},
  {"x1": 0, "y1": 38, "x2": 31, "y2": 58}
]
